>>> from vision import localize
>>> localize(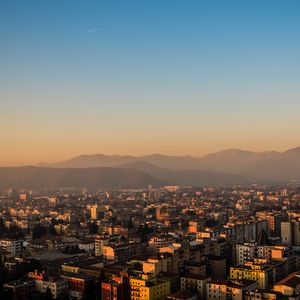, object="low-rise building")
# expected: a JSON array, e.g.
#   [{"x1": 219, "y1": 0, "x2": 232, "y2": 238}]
[
  {"x1": 35, "y1": 277, "x2": 68, "y2": 299},
  {"x1": 273, "y1": 272, "x2": 300, "y2": 297},
  {"x1": 206, "y1": 279, "x2": 256, "y2": 300},
  {"x1": 230, "y1": 260, "x2": 275, "y2": 289},
  {"x1": 0, "y1": 239, "x2": 22, "y2": 256},
  {"x1": 180, "y1": 274, "x2": 211, "y2": 299},
  {"x1": 130, "y1": 273, "x2": 170, "y2": 300}
]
